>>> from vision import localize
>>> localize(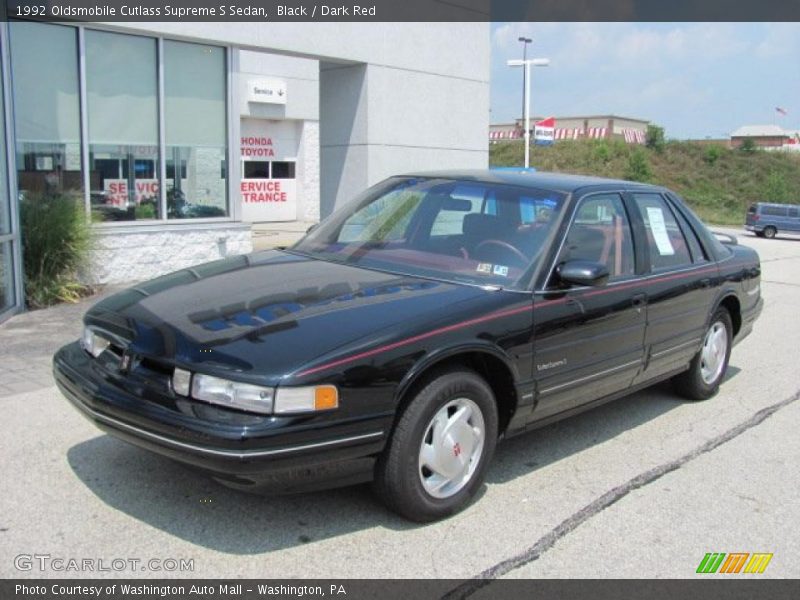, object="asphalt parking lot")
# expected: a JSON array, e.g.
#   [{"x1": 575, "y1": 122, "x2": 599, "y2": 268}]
[{"x1": 1, "y1": 228, "x2": 798, "y2": 581}]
